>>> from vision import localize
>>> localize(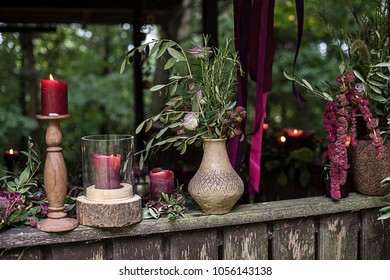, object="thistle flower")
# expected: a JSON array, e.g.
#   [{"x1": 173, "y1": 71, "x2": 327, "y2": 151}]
[
  {"x1": 188, "y1": 46, "x2": 213, "y2": 59},
  {"x1": 182, "y1": 113, "x2": 199, "y2": 130}
]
